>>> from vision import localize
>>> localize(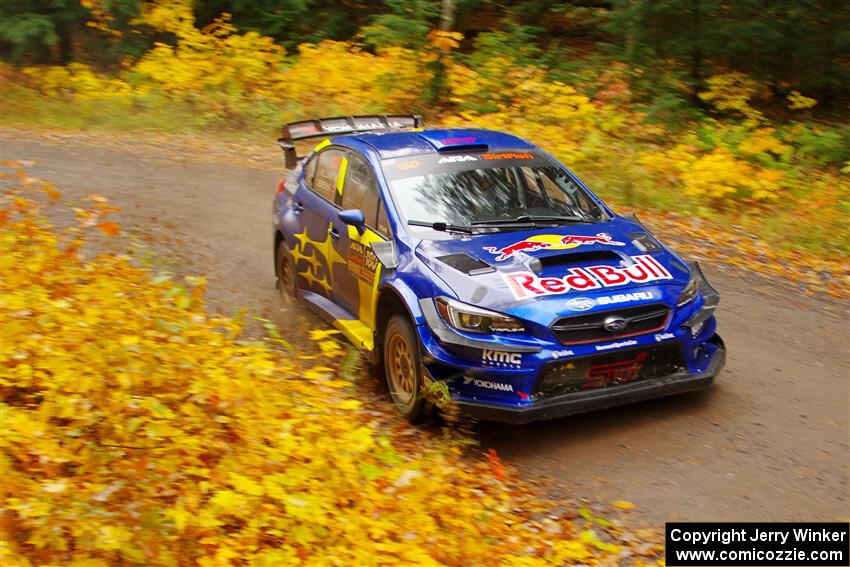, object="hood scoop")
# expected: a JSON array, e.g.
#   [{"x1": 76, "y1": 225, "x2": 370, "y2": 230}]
[
  {"x1": 536, "y1": 249, "x2": 624, "y2": 269},
  {"x1": 437, "y1": 253, "x2": 496, "y2": 275}
]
